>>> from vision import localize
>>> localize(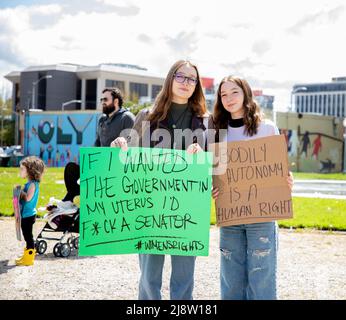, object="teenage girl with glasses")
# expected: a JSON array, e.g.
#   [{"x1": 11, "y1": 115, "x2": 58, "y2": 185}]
[{"x1": 111, "y1": 60, "x2": 214, "y2": 300}]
